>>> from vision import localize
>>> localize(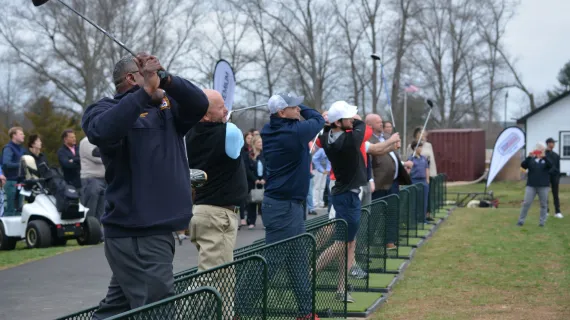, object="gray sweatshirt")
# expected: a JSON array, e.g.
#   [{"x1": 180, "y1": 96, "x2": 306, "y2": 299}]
[{"x1": 79, "y1": 137, "x2": 105, "y2": 179}]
